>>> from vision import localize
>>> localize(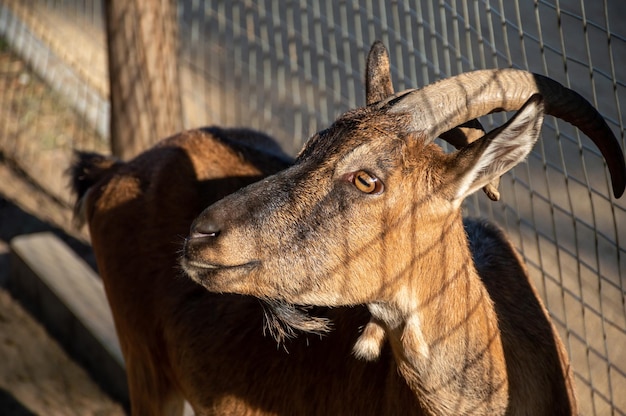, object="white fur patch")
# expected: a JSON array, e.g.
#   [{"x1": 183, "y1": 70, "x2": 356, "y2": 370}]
[{"x1": 353, "y1": 319, "x2": 387, "y2": 361}]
